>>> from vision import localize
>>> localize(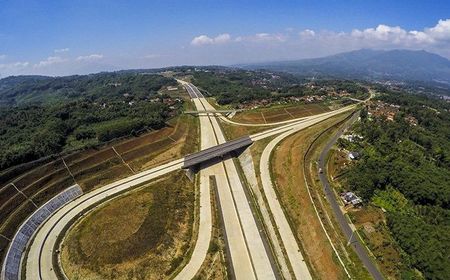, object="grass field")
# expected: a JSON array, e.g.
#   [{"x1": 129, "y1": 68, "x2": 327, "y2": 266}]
[
  {"x1": 192, "y1": 176, "x2": 228, "y2": 280},
  {"x1": 0, "y1": 106, "x2": 199, "y2": 264},
  {"x1": 271, "y1": 115, "x2": 349, "y2": 280},
  {"x1": 233, "y1": 103, "x2": 331, "y2": 124},
  {"x1": 61, "y1": 171, "x2": 195, "y2": 279}
]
